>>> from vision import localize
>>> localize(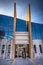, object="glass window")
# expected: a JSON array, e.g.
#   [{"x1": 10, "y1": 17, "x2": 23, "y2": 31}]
[
  {"x1": 39, "y1": 45, "x2": 42, "y2": 53},
  {"x1": 34, "y1": 45, "x2": 37, "y2": 53},
  {"x1": 8, "y1": 45, "x2": 11, "y2": 53},
  {"x1": 2, "y1": 45, "x2": 5, "y2": 54},
  {"x1": 0, "y1": 40, "x2": 1, "y2": 49}
]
